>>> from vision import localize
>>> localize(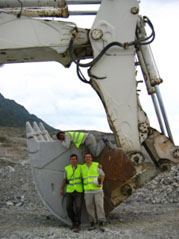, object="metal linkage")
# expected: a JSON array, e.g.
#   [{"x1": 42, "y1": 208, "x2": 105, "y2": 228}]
[
  {"x1": 154, "y1": 85, "x2": 174, "y2": 143},
  {"x1": 0, "y1": 0, "x2": 100, "y2": 17},
  {"x1": 69, "y1": 10, "x2": 97, "y2": 15},
  {"x1": 141, "y1": 44, "x2": 174, "y2": 142},
  {"x1": 66, "y1": 0, "x2": 101, "y2": 15},
  {"x1": 0, "y1": 0, "x2": 66, "y2": 8},
  {"x1": 136, "y1": 17, "x2": 174, "y2": 143},
  {"x1": 67, "y1": 0, "x2": 101, "y2": 4},
  {"x1": 151, "y1": 94, "x2": 166, "y2": 135},
  {"x1": 0, "y1": 0, "x2": 101, "y2": 8}
]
